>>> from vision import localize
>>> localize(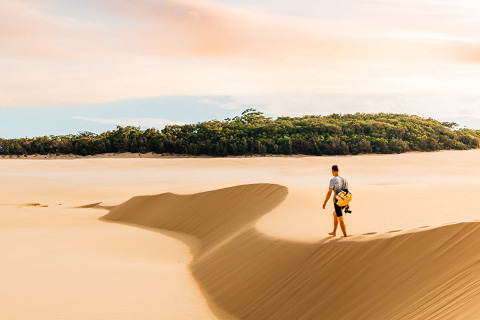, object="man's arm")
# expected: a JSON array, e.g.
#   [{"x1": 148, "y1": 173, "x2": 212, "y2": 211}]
[{"x1": 323, "y1": 188, "x2": 333, "y2": 209}]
